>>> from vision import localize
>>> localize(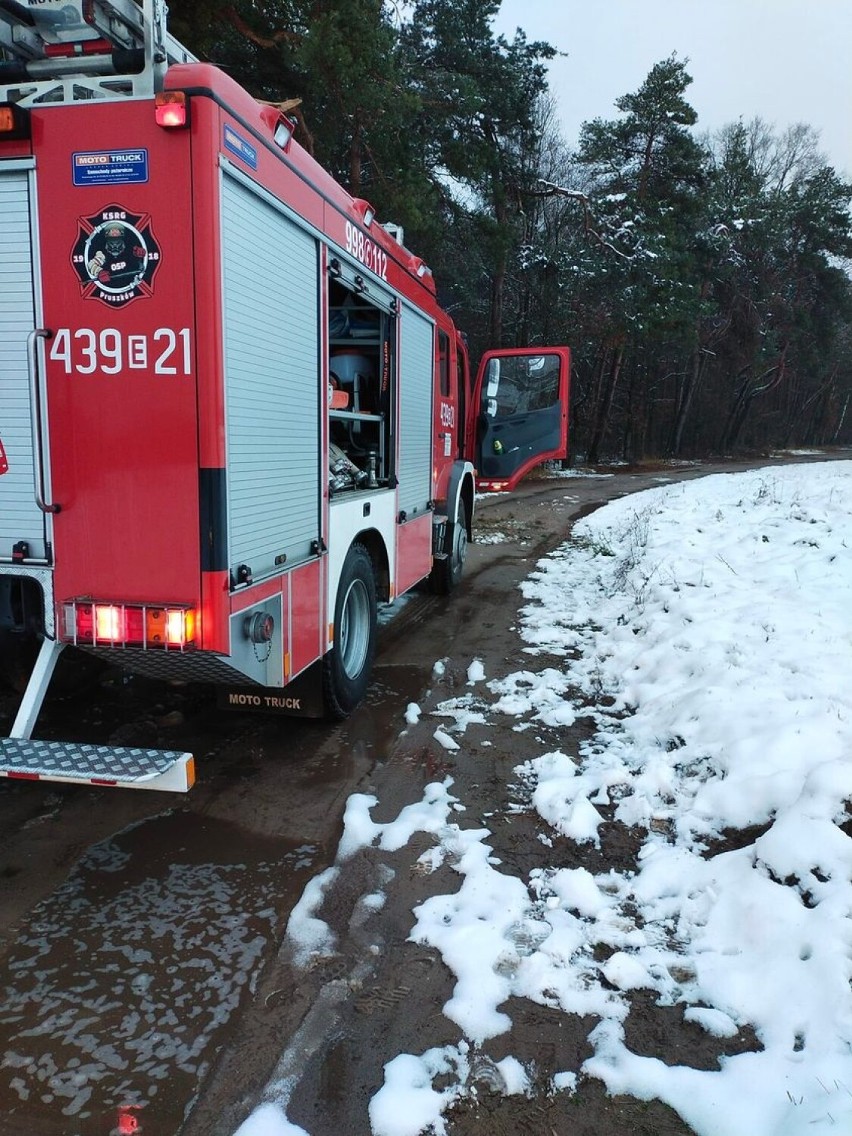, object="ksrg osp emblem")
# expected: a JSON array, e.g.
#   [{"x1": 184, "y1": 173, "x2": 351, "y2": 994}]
[{"x1": 71, "y1": 205, "x2": 161, "y2": 307}]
